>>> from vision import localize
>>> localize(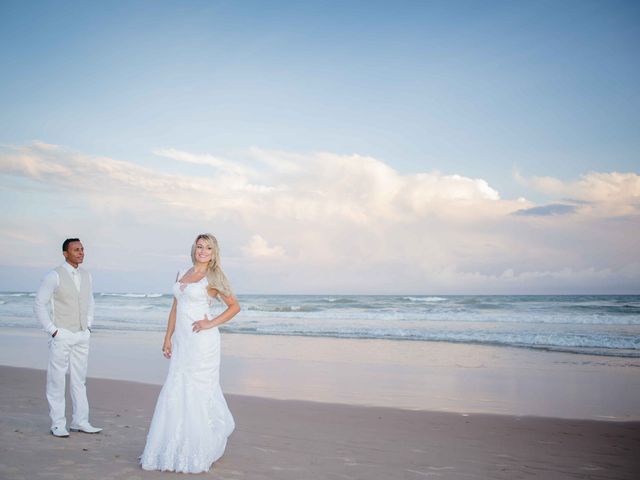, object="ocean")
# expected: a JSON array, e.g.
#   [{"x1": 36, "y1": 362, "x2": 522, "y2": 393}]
[{"x1": 1, "y1": 293, "x2": 639, "y2": 358}]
